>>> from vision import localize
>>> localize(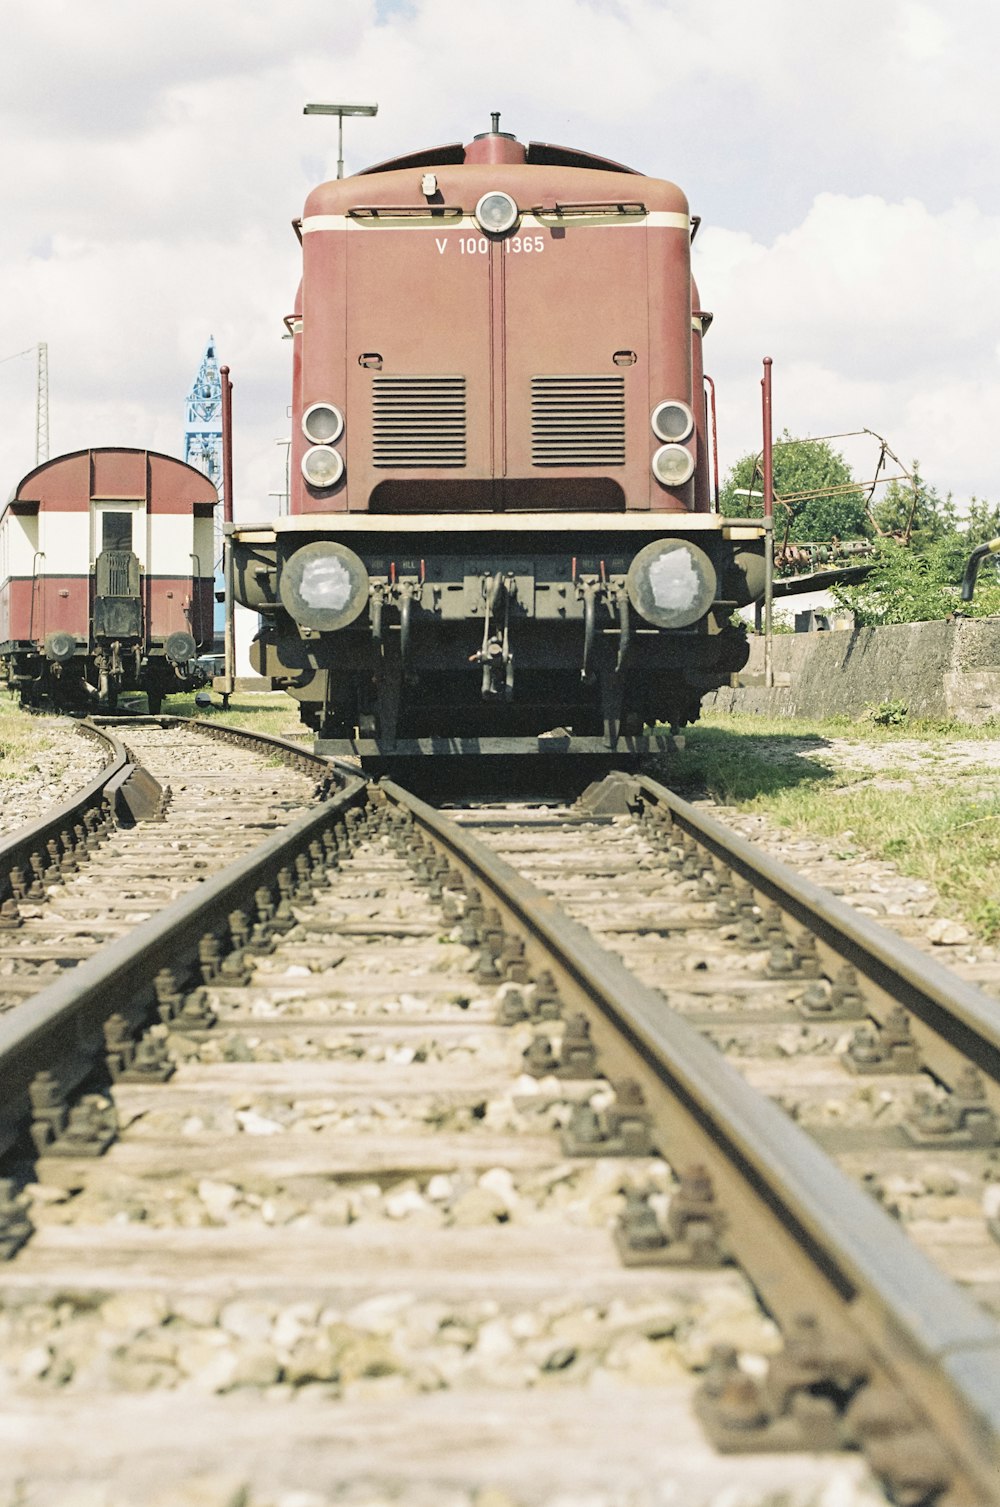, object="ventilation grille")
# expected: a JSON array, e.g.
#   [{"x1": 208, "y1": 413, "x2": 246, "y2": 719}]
[
  {"x1": 531, "y1": 375, "x2": 626, "y2": 466},
  {"x1": 96, "y1": 550, "x2": 139, "y2": 597},
  {"x1": 372, "y1": 375, "x2": 466, "y2": 468}
]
